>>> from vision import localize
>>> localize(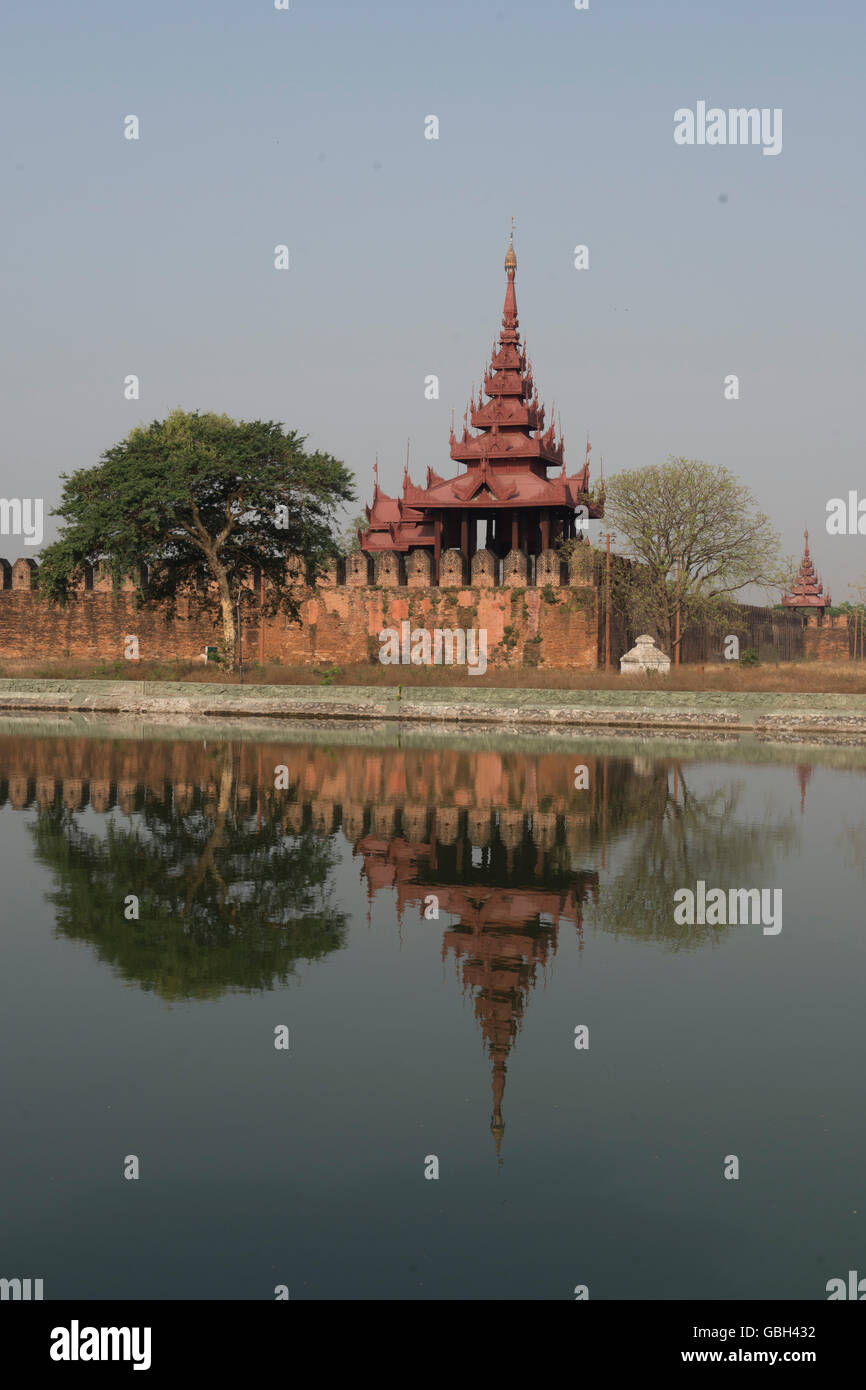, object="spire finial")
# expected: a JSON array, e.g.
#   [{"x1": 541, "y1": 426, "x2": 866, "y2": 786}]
[
  {"x1": 504, "y1": 218, "x2": 517, "y2": 272},
  {"x1": 373, "y1": 454, "x2": 379, "y2": 491}
]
